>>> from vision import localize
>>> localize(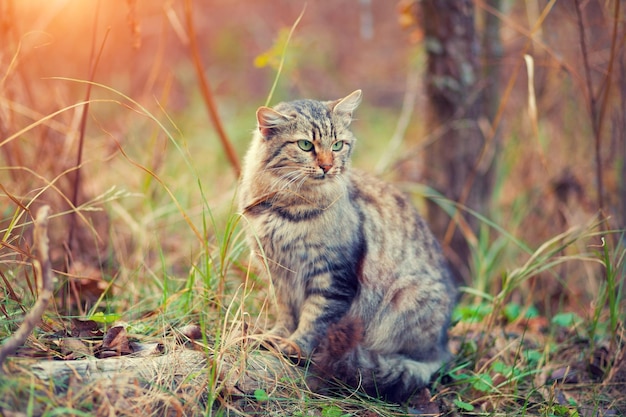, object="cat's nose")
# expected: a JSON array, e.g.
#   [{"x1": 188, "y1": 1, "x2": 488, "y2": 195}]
[
  {"x1": 319, "y1": 163, "x2": 332, "y2": 173},
  {"x1": 317, "y1": 151, "x2": 333, "y2": 173}
]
